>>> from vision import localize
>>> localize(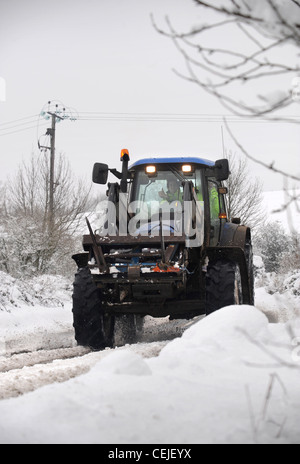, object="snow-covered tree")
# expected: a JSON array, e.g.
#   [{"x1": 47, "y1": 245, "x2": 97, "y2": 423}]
[
  {"x1": 1, "y1": 152, "x2": 92, "y2": 277},
  {"x1": 255, "y1": 221, "x2": 294, "y2": 273},
  {"x1": 280, "y1": 233, "x2": 300, "y2": 274}
]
